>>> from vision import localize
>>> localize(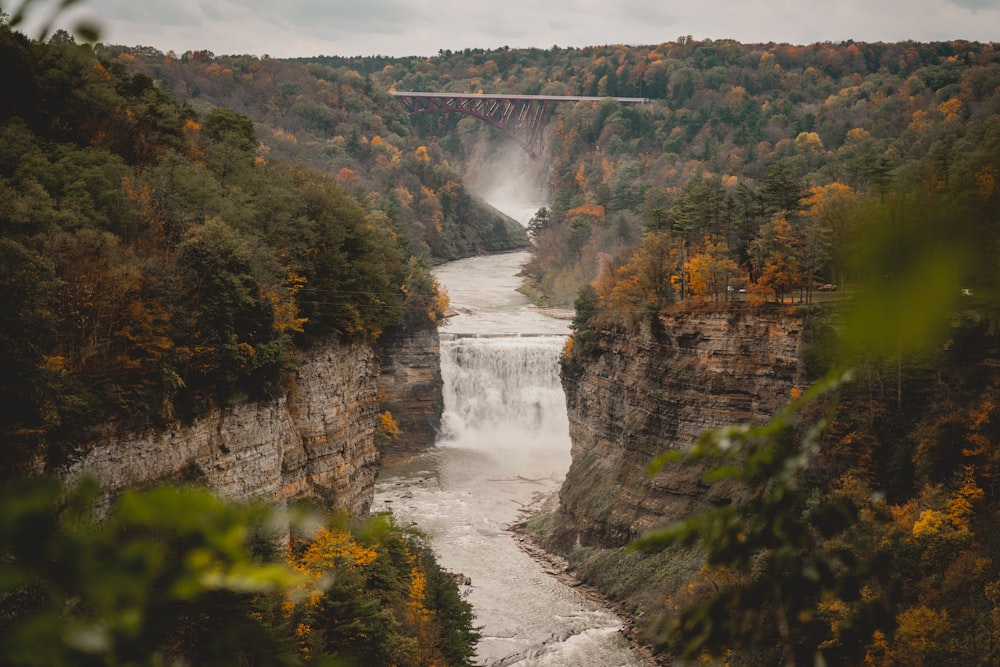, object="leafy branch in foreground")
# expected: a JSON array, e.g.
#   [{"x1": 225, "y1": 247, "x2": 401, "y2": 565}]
[
  {"x1": 2, "y1": 0, "x2": 99, "y2": 42},
  {"x1": 633, "y1": 372, "x2": 869, "y2": 667},
  {"x1": 0, "y1": 477, "x2": 480, "y2": 666}
]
